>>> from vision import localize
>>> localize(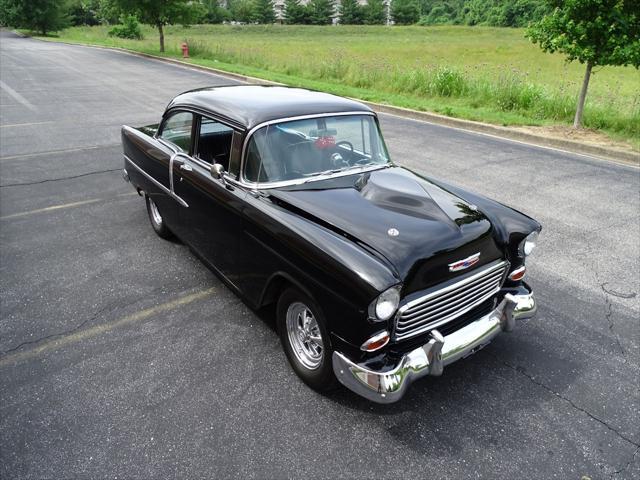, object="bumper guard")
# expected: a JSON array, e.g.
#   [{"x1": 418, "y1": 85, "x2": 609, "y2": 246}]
[{"x1": 332, "y1": 288, "x2": 536, "y2": 404}]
